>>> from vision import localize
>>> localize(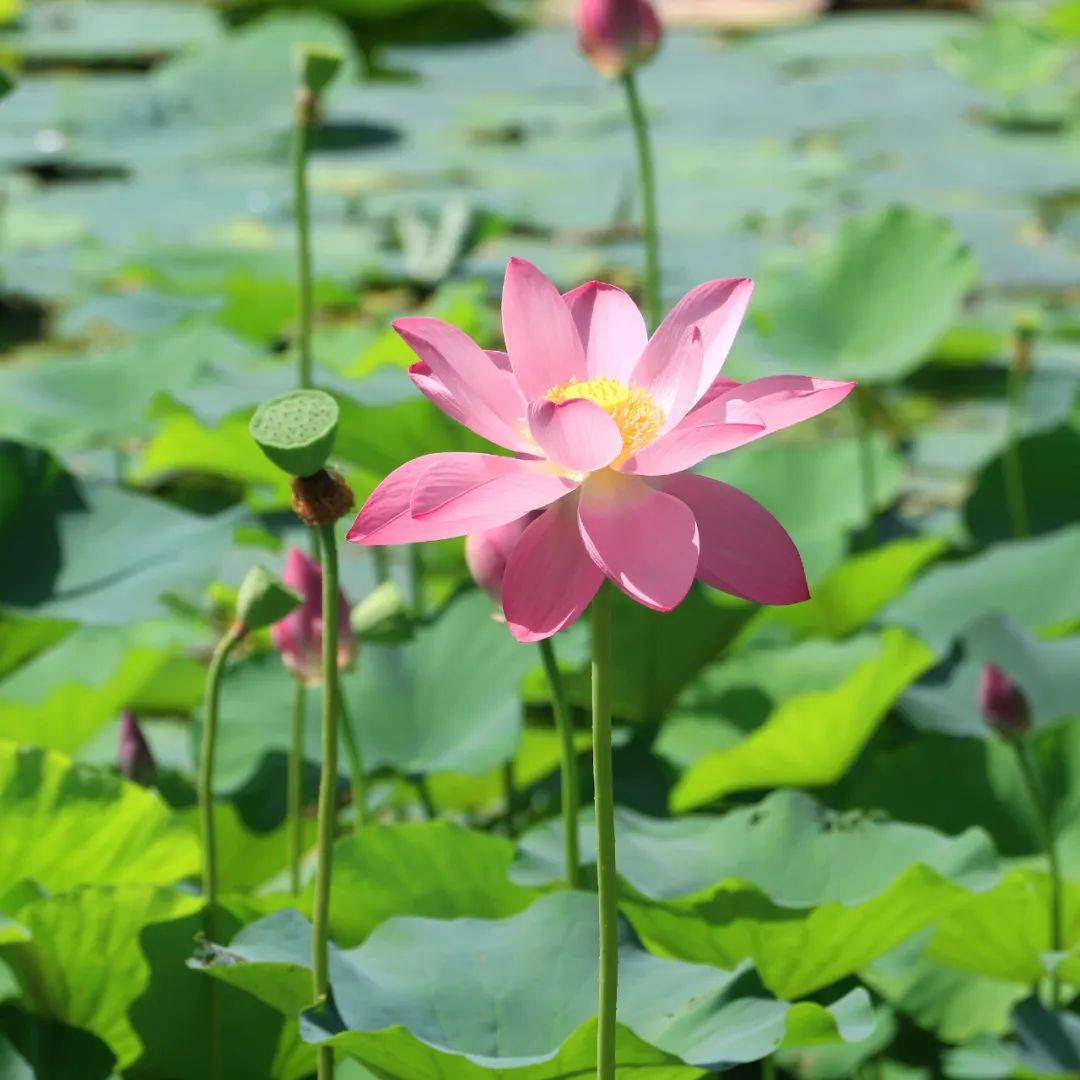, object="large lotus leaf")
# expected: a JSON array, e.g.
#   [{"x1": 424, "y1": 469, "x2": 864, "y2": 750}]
[
  {"x1": 0, "y1": 445, "x2": 242, "y2": 625},
  {"x1": 0, "y1": 1007, "x2": 117, "y2": 1079},
  {"x1": 929, "y1": 869, "x2": 1080, "y2": 985},
  {"x1": 700, "y1": 434, "x2": 903, "y2": 581},
  {"x1": 0, "y1": 885, "x2": 199, "y2": 1068},
  {"x1": 0, "y1": 324, "x2": 253, "y2": 453},
  {"x1": 194, "y1": 896, "x2": 873, "y2": 1074},
  {"x1": 883, "y1": 525, "x2": 1080, "y2": 654},
  {"x1": 0, "y1": 742, "x2": 199, "y2": 892},
  {"x1": 901, "y1": 614, "x2": 1080, "y2": 740},
  {"x1": 308, "y1": 822, "x2": 538, "y2": 947},
  {"x1": 0, "y1": 624, "x2": 202, "y2": 753},
  {"x1": 740, "y1": 536, "x2": 946, "y2": 647},
  {"x1": 964, "y1": 426, "x2": 1080, "y2": 545},
  {"x1": 671, "y1": 629, "x2": 933, "y2": 811},
  {"x1": 755, "y1": 207, "x2": 978, "y2": 382},
  {"x1": 511, "y1": 791, "x2": 996, "y2": 999},
  {"x1": 862, "y1": 933, "x2": 1027, "y2": 1044}
]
